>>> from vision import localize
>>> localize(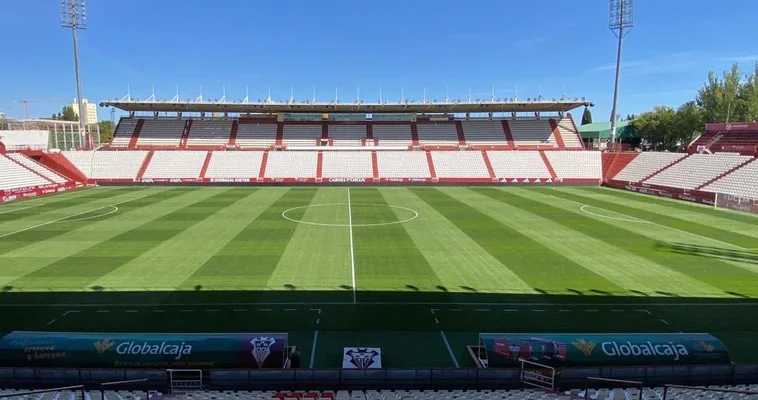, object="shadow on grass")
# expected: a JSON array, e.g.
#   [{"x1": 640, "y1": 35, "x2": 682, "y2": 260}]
[{"x1": 656, "y1": 242, "x2": 758, "y2": 265}]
